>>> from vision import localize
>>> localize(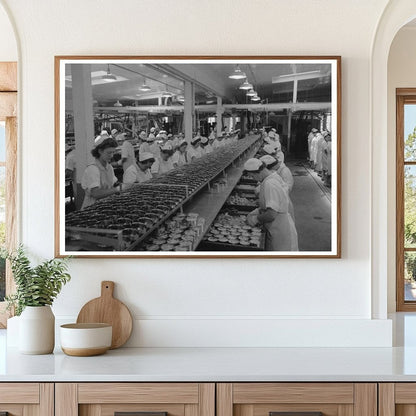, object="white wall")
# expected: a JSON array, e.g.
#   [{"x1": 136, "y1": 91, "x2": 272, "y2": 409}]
[
  {"x1": 0, "y1": 3, "x2": 16, "y2": 61},
  {"x1": 387, "y1": 26, "x2": 416, "y2": 312},
  {"x1": 0, "y1": 0, "x2": 394, "y2": 347}
]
